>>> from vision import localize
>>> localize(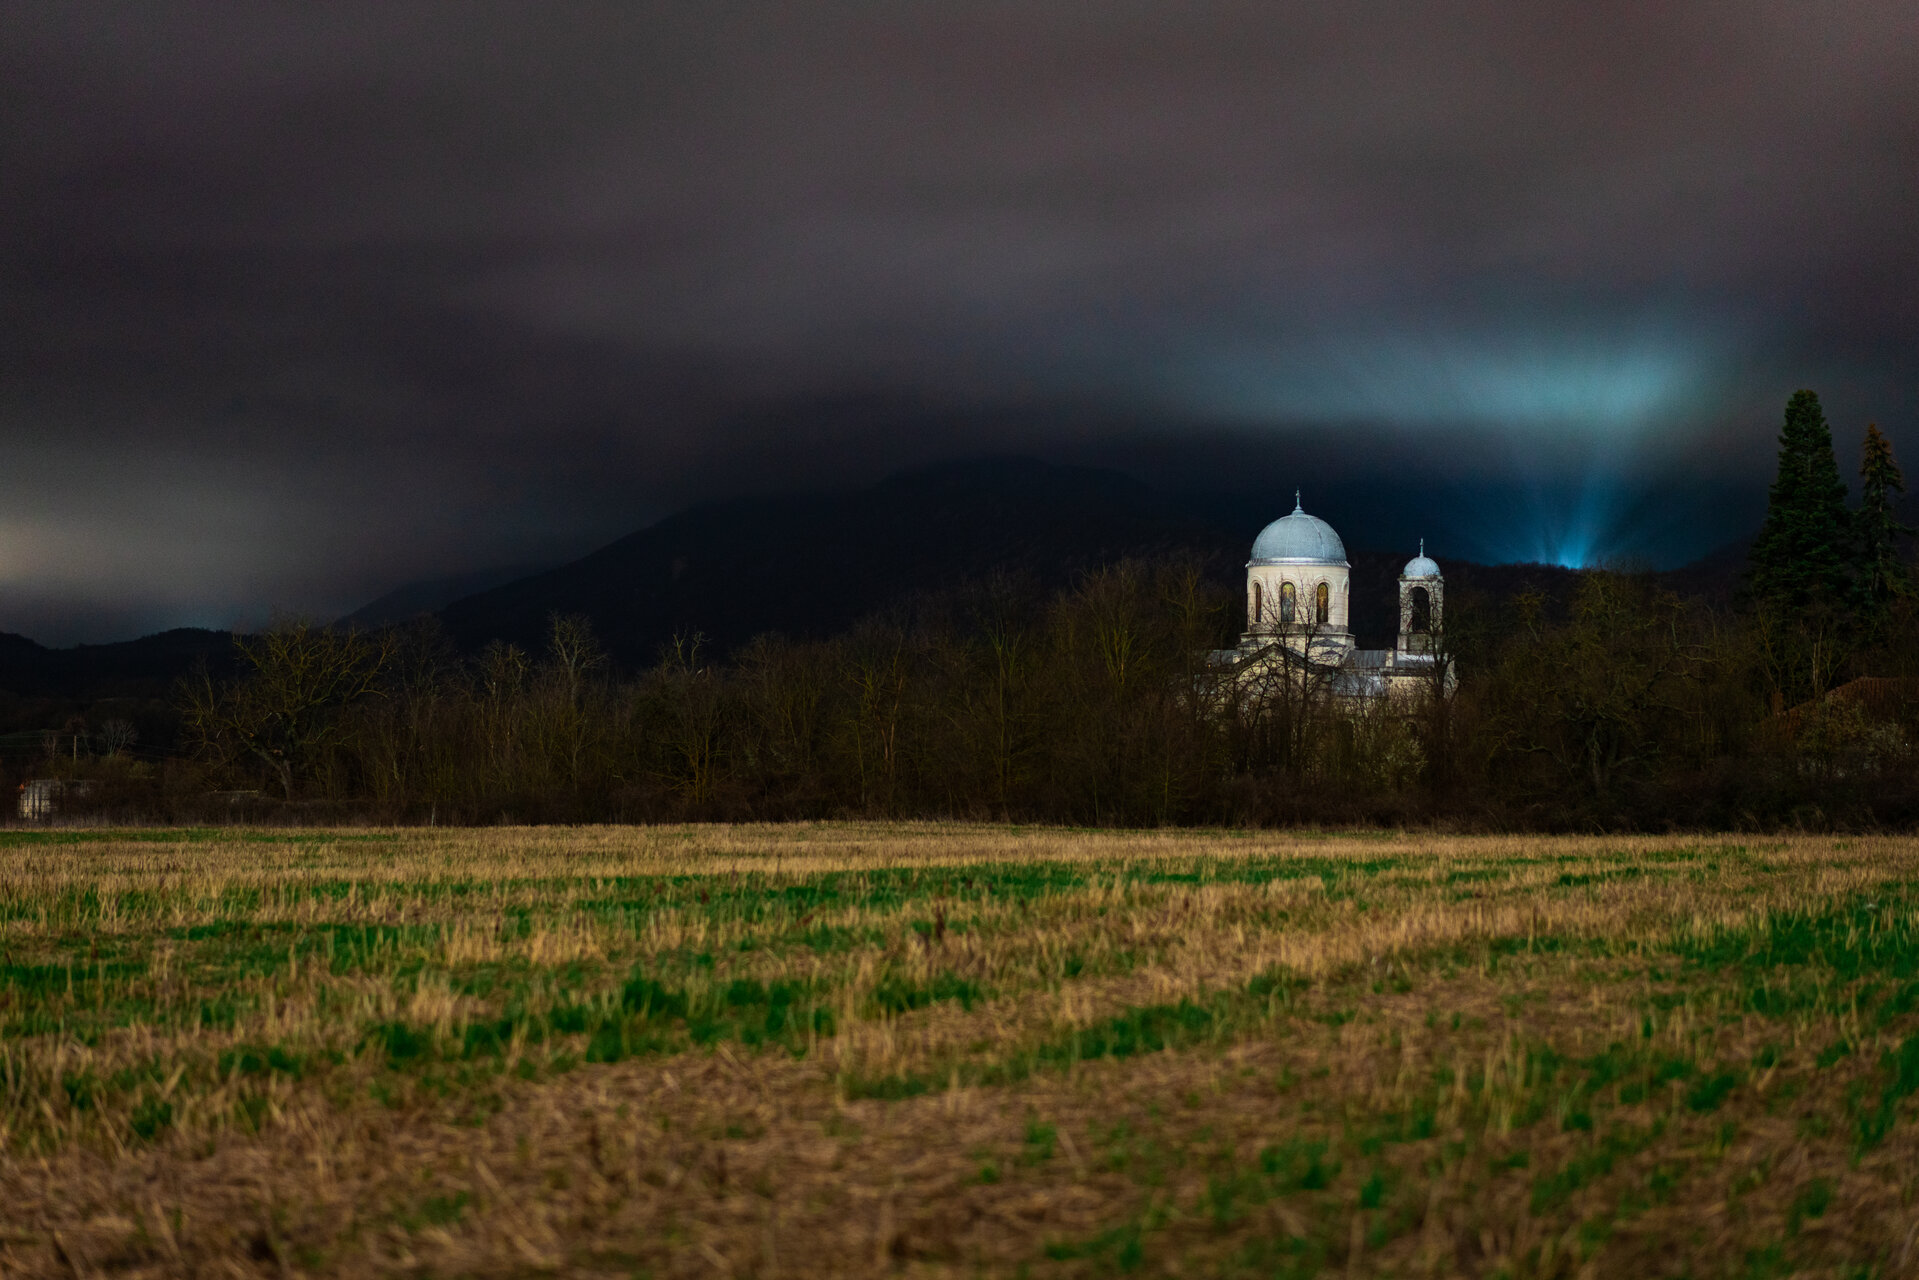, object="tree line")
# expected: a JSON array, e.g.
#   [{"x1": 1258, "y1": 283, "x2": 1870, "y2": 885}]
[{"x1": 32, "y1": 391, "x2": 1919, "y2": 830}]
